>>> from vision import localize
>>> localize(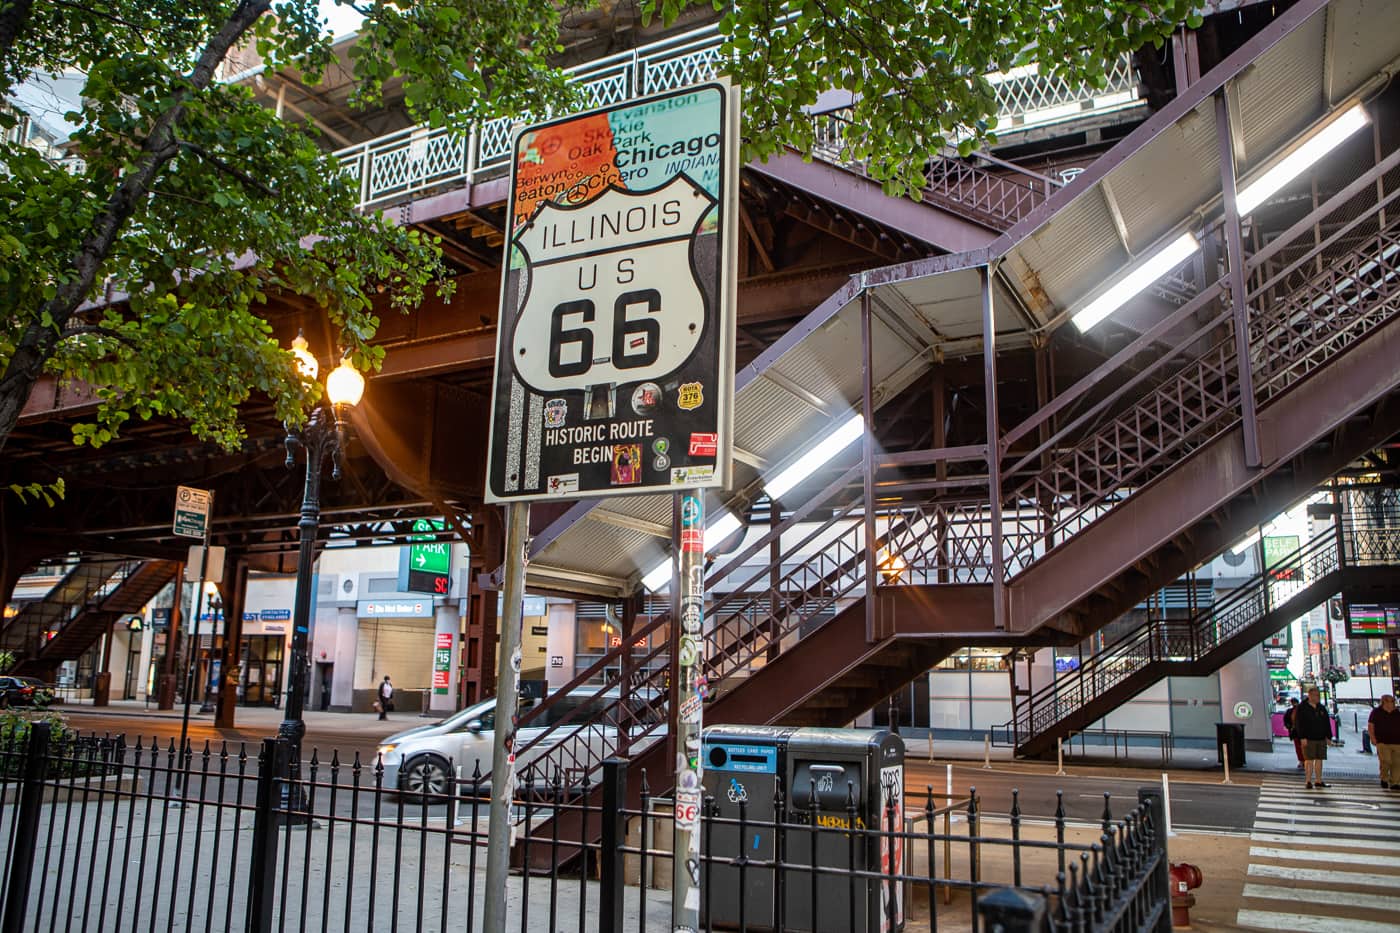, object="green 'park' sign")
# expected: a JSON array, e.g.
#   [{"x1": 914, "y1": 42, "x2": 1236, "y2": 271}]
[{"x1": 400, "y1": 519, "x2": 452, "y2": 595}]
